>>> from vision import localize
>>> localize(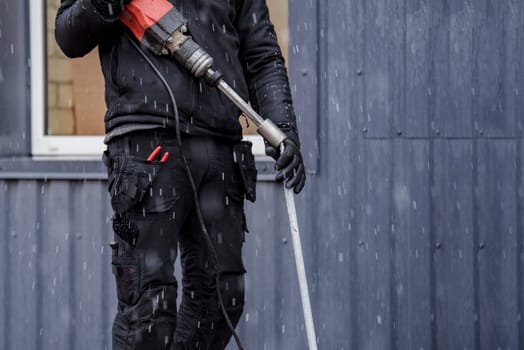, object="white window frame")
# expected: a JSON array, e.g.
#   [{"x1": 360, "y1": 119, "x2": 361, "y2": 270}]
[
  {"x1": 30, "y1": 0, "x2": 105, "y2": 157},
  {"x1": 30, "y1": 1, "x2": 267, "y2": 158}
]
